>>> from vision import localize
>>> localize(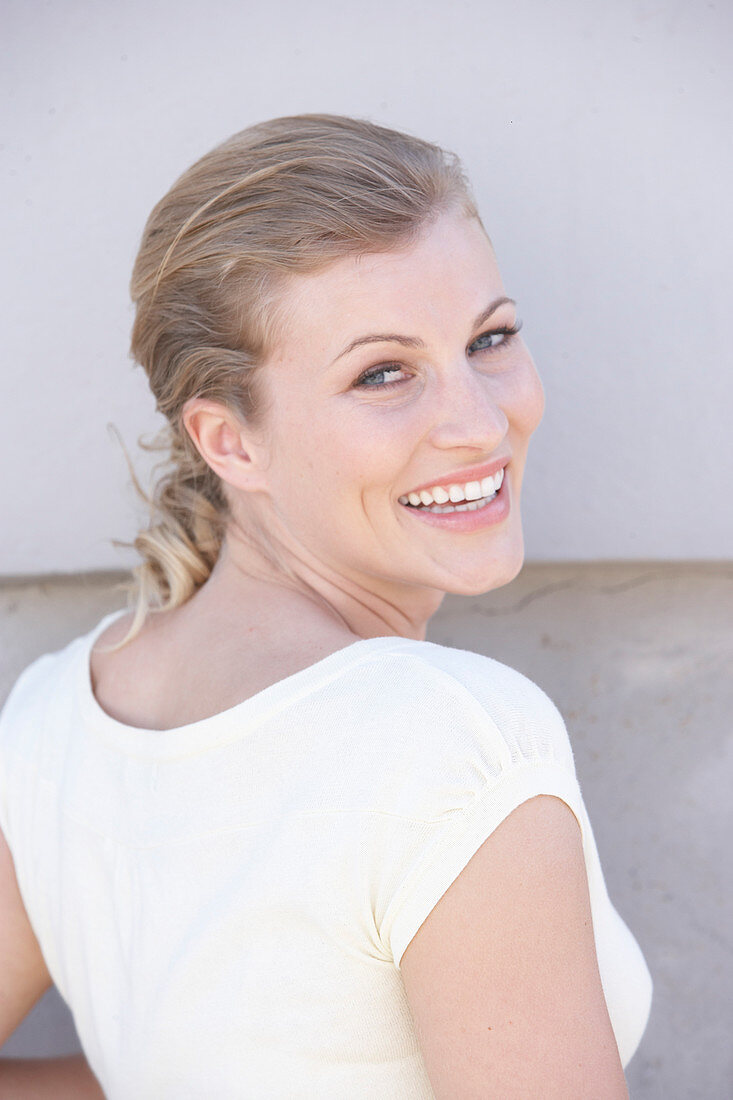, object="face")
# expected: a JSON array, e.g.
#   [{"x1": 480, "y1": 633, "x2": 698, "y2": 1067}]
[{"x1": 246, "y1": 207, "x2": 544, "y2": 603}]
